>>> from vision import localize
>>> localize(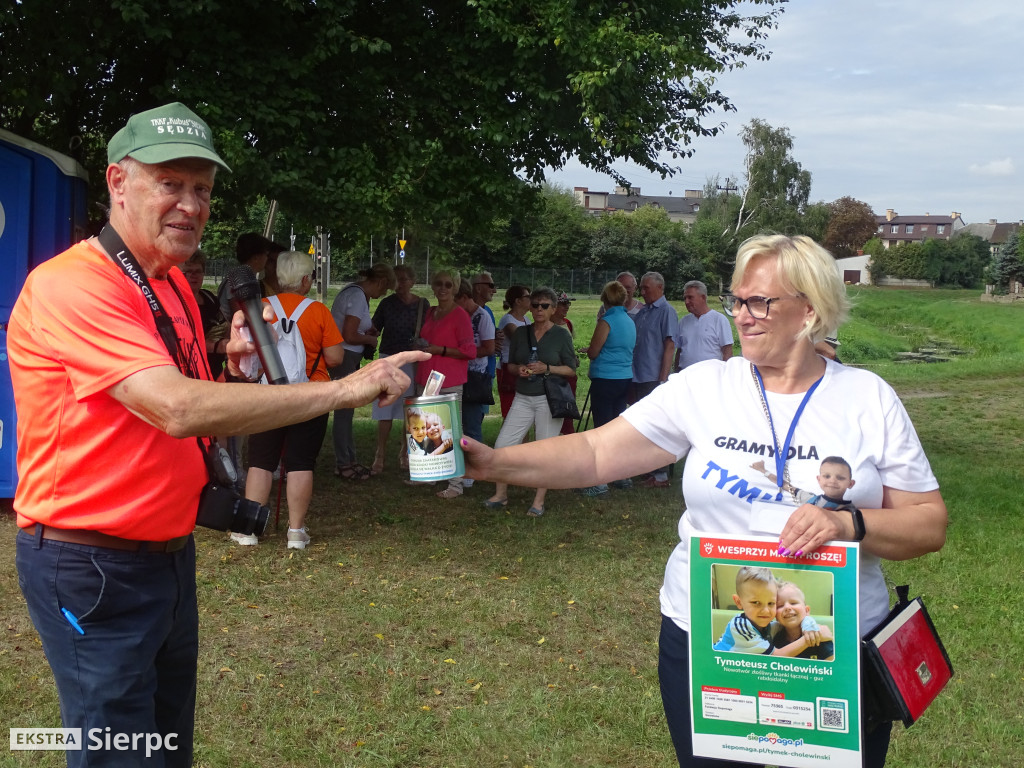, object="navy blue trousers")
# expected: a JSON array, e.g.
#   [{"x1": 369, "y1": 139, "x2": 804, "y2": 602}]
[{"x1": 17, "y1": 529, "x2": 198, "y2": 767}]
